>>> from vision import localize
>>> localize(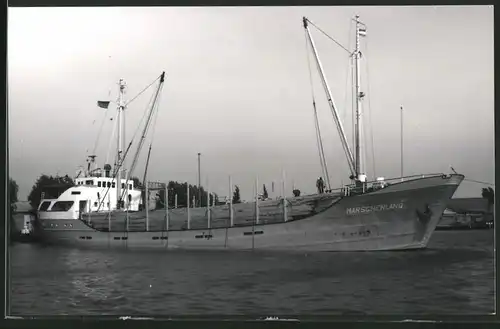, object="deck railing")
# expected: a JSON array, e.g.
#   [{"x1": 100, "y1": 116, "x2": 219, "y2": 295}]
[{"x1": 295, "y1": 173, "x2": 448, "y2": 198}]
